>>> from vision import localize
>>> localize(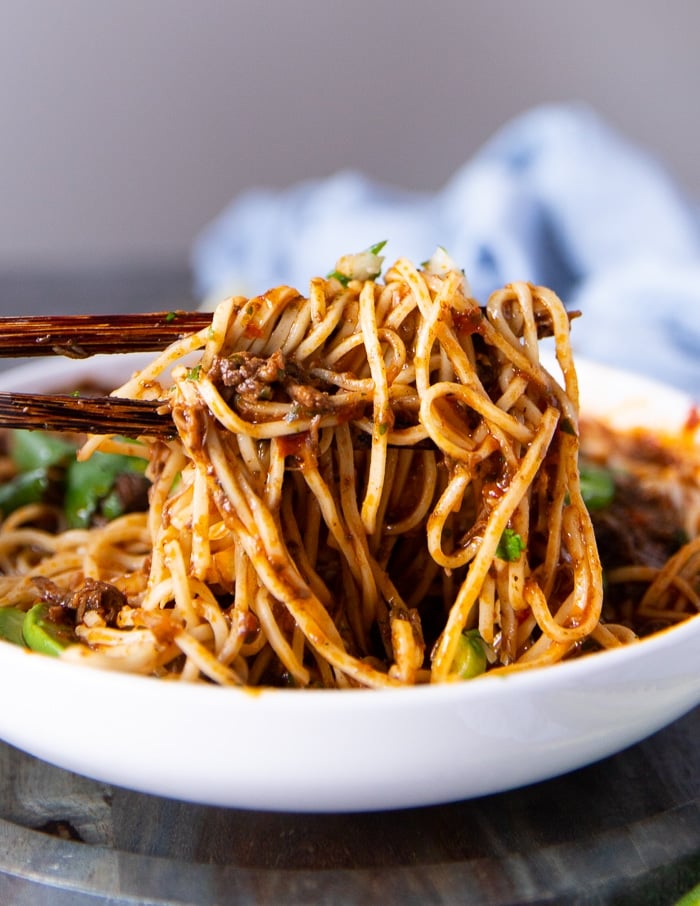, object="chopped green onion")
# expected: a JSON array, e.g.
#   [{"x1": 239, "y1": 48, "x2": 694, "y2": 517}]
[
  {"x1": 496, "y1": 528, "x2": 526, "y2": 562},
  {"x1": 326, "y1": 270, "x2": 350, "y2": 287},
  {"x1": 452, "y1": 629, "x2": 487, "y2": 679},
  {"x1": 328, "y1": 242, "x2": 387, "y2": 286},
  {"x1": 422, "y1": 247, "x2": 472, "y2": 294},
  {"x1": 579, "y1": 463, "x2": 615, "y2": 511}
]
